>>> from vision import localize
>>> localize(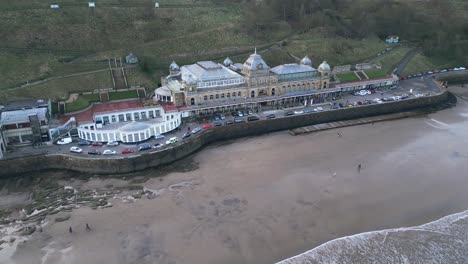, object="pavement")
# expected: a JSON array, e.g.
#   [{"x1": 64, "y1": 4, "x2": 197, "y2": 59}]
[{"x1": 4, "y1": 76, "x2": 445, "y2": 159}]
